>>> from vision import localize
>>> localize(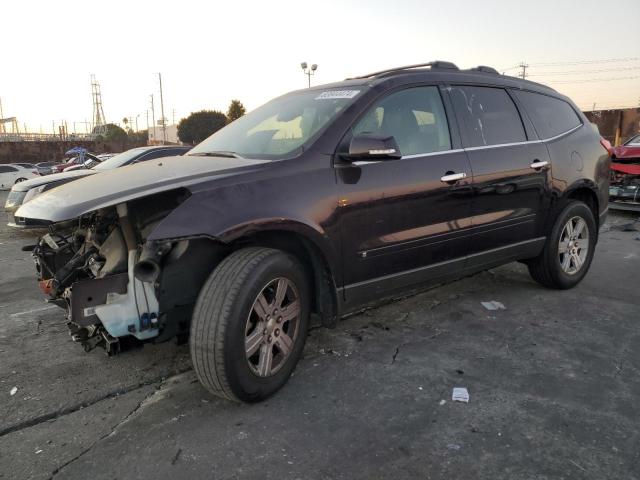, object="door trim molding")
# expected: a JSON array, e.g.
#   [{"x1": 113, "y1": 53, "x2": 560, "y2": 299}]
[{"x1": 338, "y1": 237, "x2": 546, "y2": 311}]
